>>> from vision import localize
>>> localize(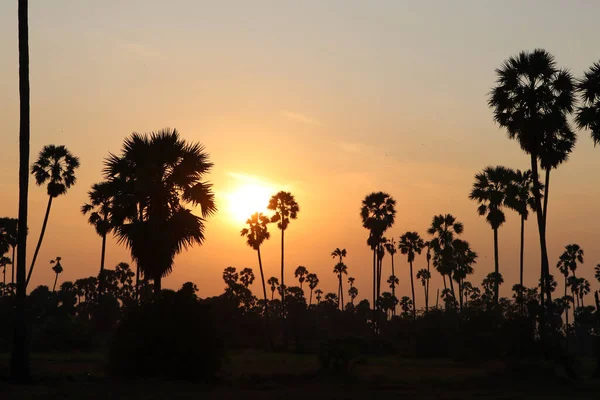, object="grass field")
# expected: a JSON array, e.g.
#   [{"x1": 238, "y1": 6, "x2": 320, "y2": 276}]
[{"x1": 1, "y1": 351, "x2": 599, "y2": 399}]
